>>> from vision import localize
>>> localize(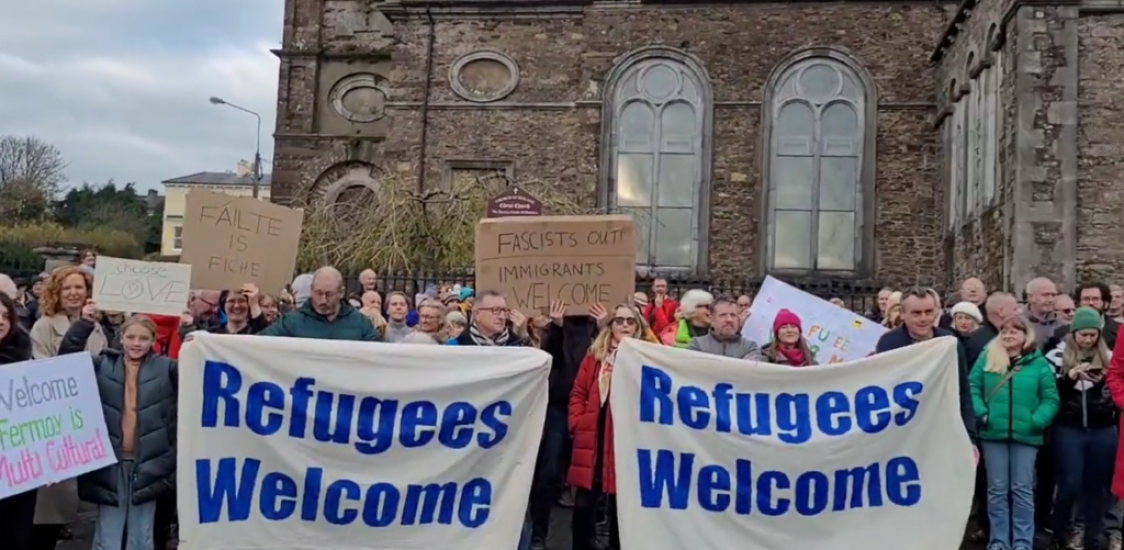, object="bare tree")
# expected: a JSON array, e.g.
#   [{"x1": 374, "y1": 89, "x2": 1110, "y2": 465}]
[{"x1": 0, "y1": 135, "x2": 67, "y2": 195}]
